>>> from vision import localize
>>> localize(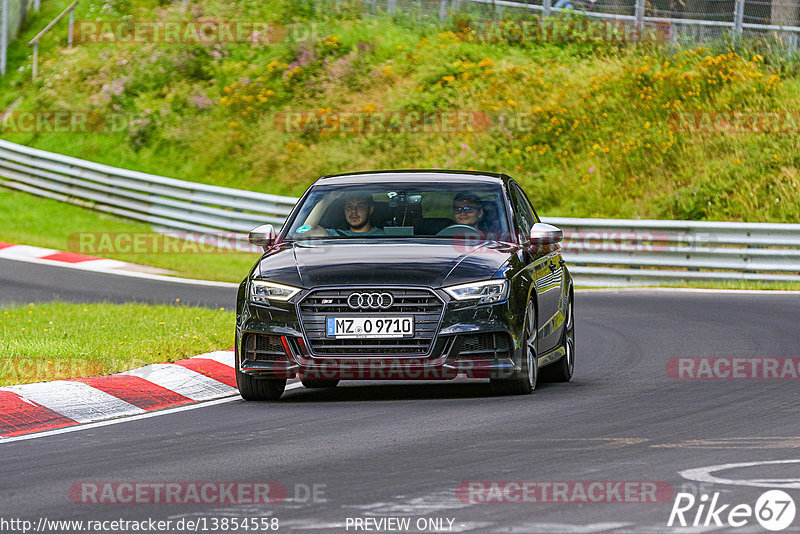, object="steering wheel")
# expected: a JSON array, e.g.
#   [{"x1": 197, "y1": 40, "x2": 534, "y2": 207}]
[{"x1": 436, "y1": 224, "x2": 482, "y2": 237}]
